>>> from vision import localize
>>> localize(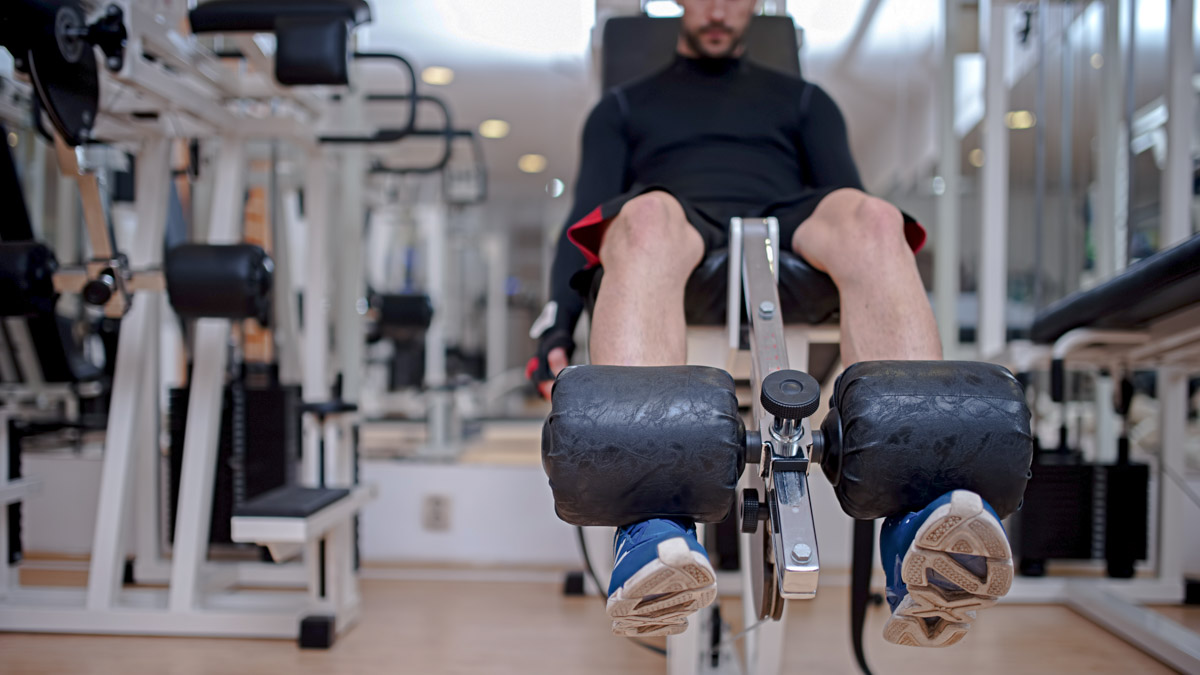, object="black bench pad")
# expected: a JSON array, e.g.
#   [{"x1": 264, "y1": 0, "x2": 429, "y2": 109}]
[
  {"x1": 583, "y1": 249, "x2": 839, "y2": 327},
  {"x1": 190, "y1": 0, "x2": 370, "y2": 33},
  {"x1": 1030, "y1": 234, "x2": 1200, "y2": 344},
  {"x1": 234, "y1": 486, "x2": 349, "y2": 518}
]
